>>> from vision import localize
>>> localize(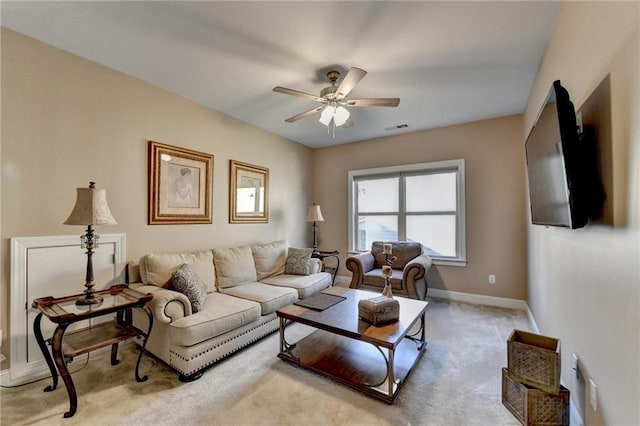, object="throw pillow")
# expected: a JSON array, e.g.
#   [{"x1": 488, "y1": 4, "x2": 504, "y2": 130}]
[
  {"x1": 285, "y1": 248, "x2": 313, "y2": 276},
  {"x1": 171, "y1": 263, "x2": 207, "y2": 313},
  {"x1": 141, "y1": 251, "x2": 215, "y2": 292}
]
